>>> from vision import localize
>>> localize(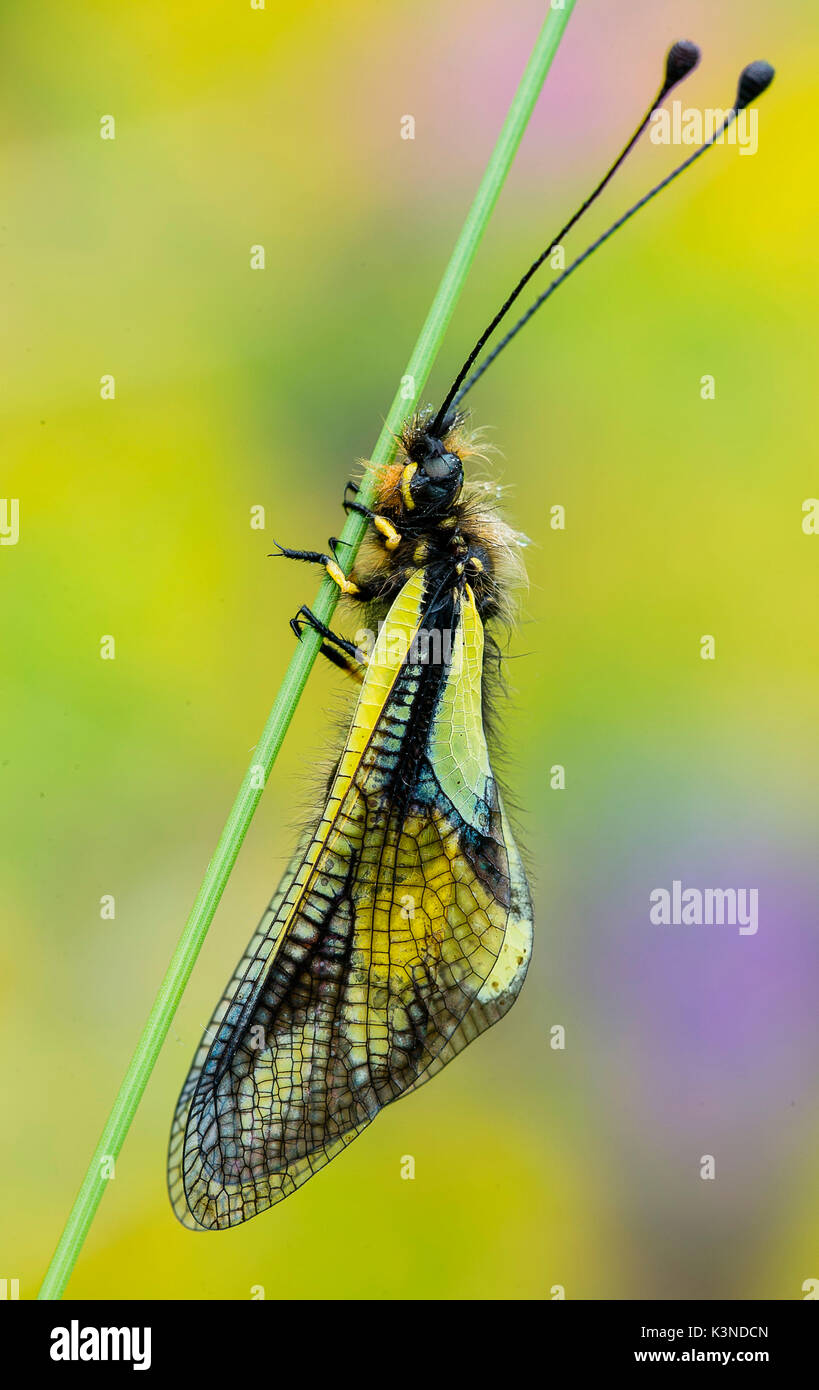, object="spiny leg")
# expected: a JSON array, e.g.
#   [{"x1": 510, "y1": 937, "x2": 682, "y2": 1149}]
[
  {"x1": 272, "y1": 534, "x2": 387, "y2": 604},
  {"x1": 271, "y1": 540, "x2": 361, "y2": 596},
  {"x1": 290, "y1": 604, "x2": 367, "y2": 683},
  {"x1": 342, "y1": 483, "x2": 402, "y2": 551}
]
